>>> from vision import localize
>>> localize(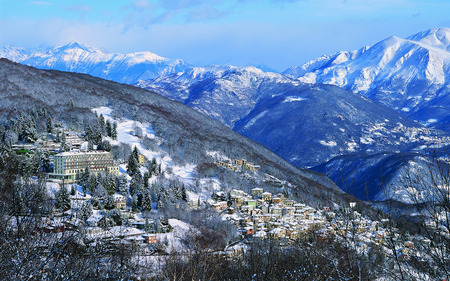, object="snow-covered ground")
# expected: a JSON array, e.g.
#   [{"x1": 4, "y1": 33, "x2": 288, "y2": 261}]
[{"x1": 92, "y1": 106, "x2": 197, "y2": 186}]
